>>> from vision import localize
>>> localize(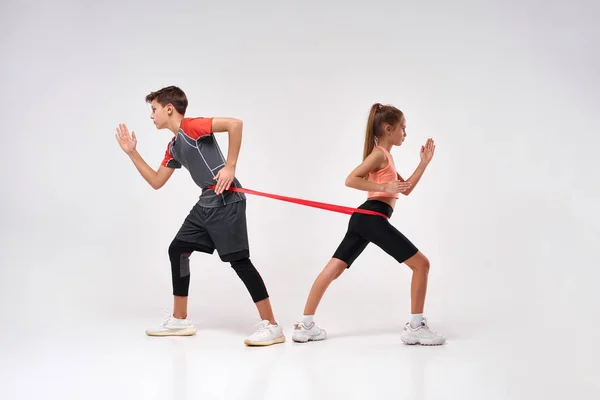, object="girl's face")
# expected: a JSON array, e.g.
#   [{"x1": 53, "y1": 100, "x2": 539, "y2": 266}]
[{"x1": 385, "y1": 117, "x2": 407, "y2": 146}]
